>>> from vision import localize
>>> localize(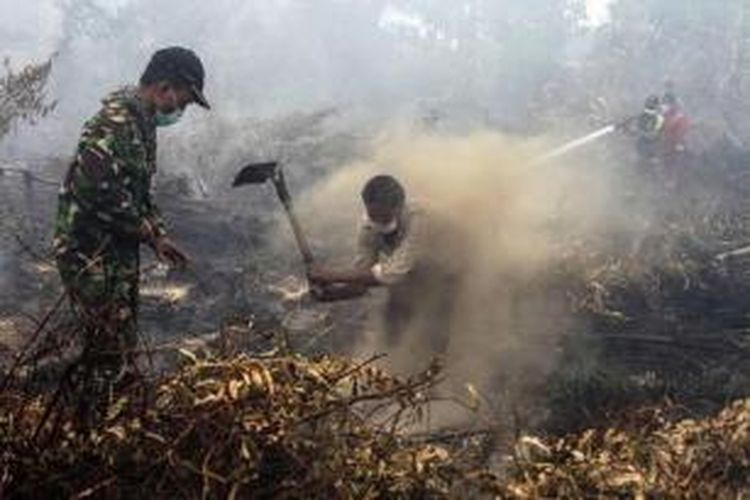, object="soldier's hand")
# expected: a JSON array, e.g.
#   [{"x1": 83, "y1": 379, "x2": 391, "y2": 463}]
[
  {"x1": 139, "y1": 219, "x2": 156, "y2": 242},
  {"x1": 153, "y1": 236, "x2": 189, "y2": 269}
]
